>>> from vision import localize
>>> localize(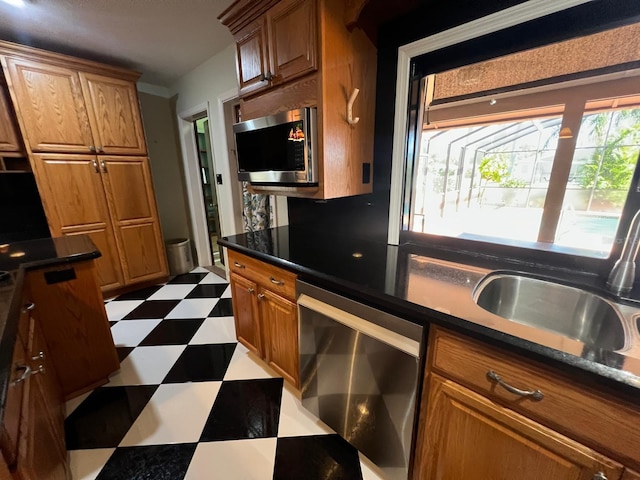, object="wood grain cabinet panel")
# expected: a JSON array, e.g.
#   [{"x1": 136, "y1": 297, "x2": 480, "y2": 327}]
[
  {"x1": 26, "y1": 260, "x2": 120, "y2": 398},
  {"x1": 418, "y1": 374, "x2": 624, "y2": 480},
  {"x1": 230, "y1": 272, "x2": 262, "y2": 356},
  {"x1": 2, "y1": 56, "x2": 94, "y2": 153},
  {"x1": 236, "y1": 19, "x2": 271, "y2": 97},
  {"x1": 267, "y1": 0, "x2": 317, "y2": 85},
  {"x1": 79, "y1": 73, "x2": 147, "y2": 155},
  {"x1": 260, "y1": 289, "x2": 299, "y2": 386},
  {"x1": 100, "y1": 156, "x2": 167, "y2": 284},
  {"x1": 30, "y1": 153, "x2": 124, "y2": 291},
  {"x1": 623, "y1": 470, "x2": 640, "y2": 480},
  {"x1": 0, "y1": 83, "x2": 21, "y2": 152}
]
